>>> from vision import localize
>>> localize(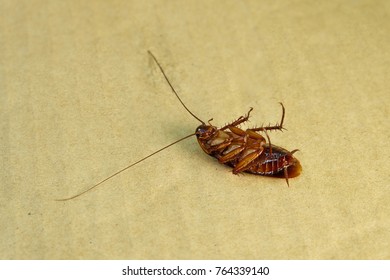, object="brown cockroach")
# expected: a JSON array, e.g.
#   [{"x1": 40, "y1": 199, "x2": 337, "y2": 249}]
[{"x1": 56, "y1": 51, "x2": 301, "y2": 201}]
